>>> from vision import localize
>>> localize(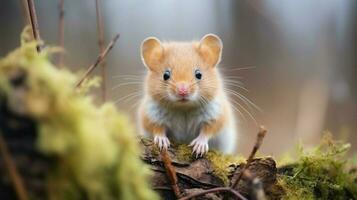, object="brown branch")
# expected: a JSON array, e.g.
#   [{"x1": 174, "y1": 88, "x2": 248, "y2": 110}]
[
  {"x1": 57, "y1": 0, "x2": 65, "y2": 67},
  {"x1": 161, "y1": 149, "x2": 181, "y2": 198},
  {"x1": 231, "y1": 125, "x2": 267, "y2": 189},
  {"x1": 179, "y1": 187, "x2": 247, "y2": 200},
  {"x1": 26, "y1": 0, "x2": 42, "y2": 53},
  {"x1": 0, "y1": 133, "x2": 29, "y2": 200},
  {"x1": 95, "y1": 0, "x2": 107, "y2": 102},
  {"x1": 75, "y1": 33, "x2": 120, "y2": 88}
]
